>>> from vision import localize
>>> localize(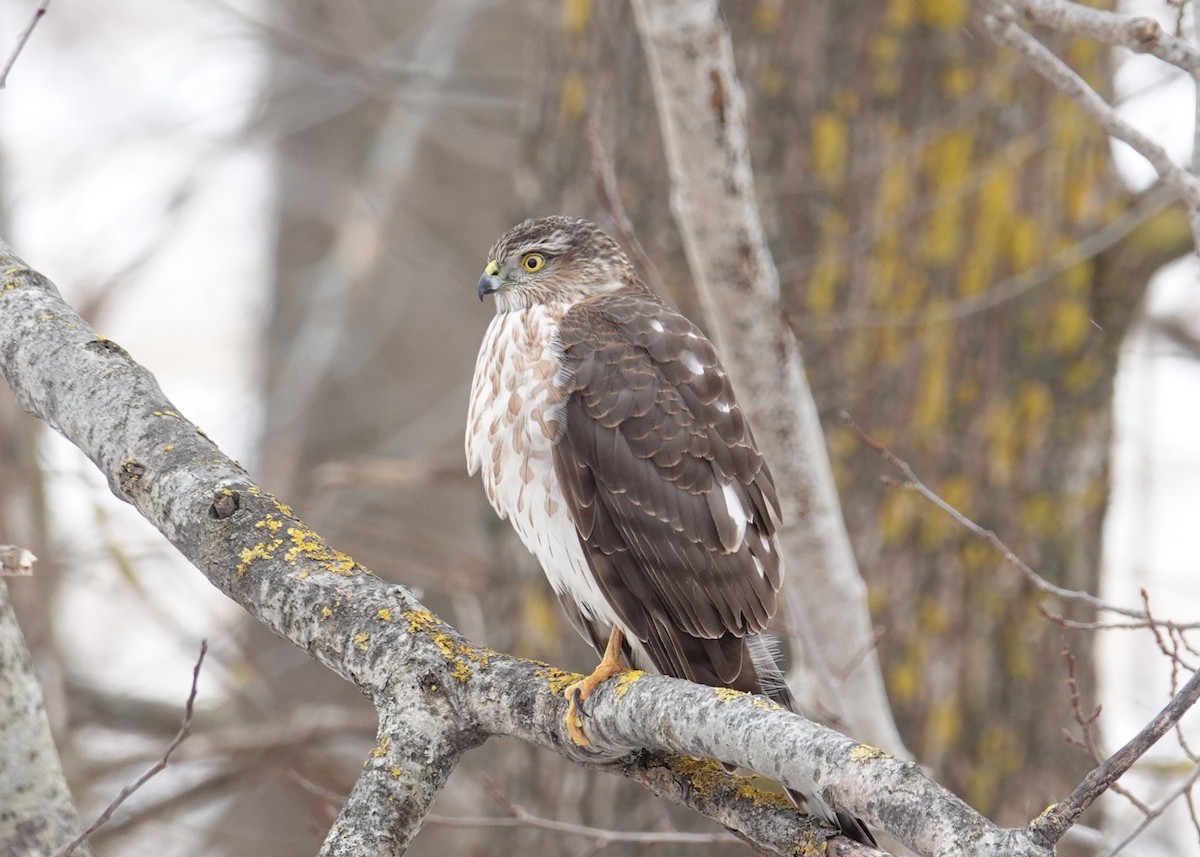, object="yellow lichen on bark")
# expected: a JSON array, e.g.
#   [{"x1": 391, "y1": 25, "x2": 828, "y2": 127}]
[
  {"x1": 535, "y1": 665, "x2": 585, "y2": 695},
  {"x1": 850, "y1": 743, "x2": 889, "y2": 762},
  {"x1": 401, "y1": 609, "x2": 492, "y2": 681},
  {"x1": 613, "y1": 670, "x2": 646, "y2": 698}
]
